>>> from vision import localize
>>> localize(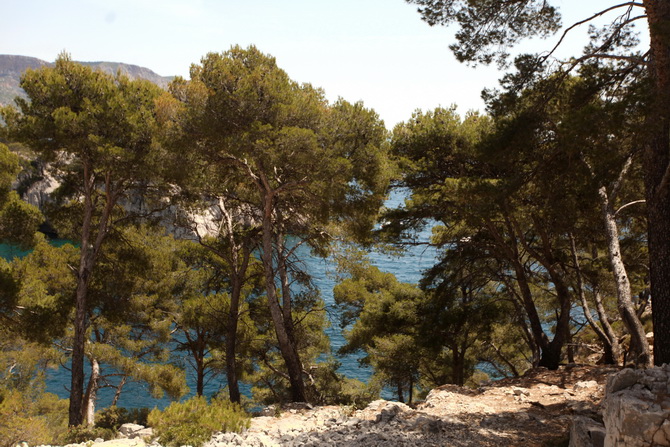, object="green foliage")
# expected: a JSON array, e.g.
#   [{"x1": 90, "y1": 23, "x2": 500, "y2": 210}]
[
  {"x1": 406, "y1": 0, "x2": 561, "y2": 66},
  {"x1": 0, "y1": 143, "x2": 41, "y2": 248},
  {"x1": 171, "y1": 240, "x2": 263, "y2": 398},
  {"x1": 148, "y1": 396, "x2": 250, "y2": 447},
  {"x1": 60, "y1": 425, "x2": 114, "y2": 443},
  {"x1": 247, "y1": 292, "x2": 332, "y2": 405},
  {"x1": 164, "y1": 46, "x2": 394, "y2": 402},
  {"x1": 0, "y1": 388, "x2": 68, "y2": 447},
  {"x1": 334, "y1": 250, "x2": 428, "y2": 400},
  {"x1": 95, "y1": 406, "x2": 150, "y2": 430},
  {"x1": 168, "y1": 45, "x2": 392, "y2": 245},
  {"x1": 304, "y1": 358, "x2": 379, "y2": 407},
  {"x1": 10, "y1": 236, "x2": 78, "y2": 343}
]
